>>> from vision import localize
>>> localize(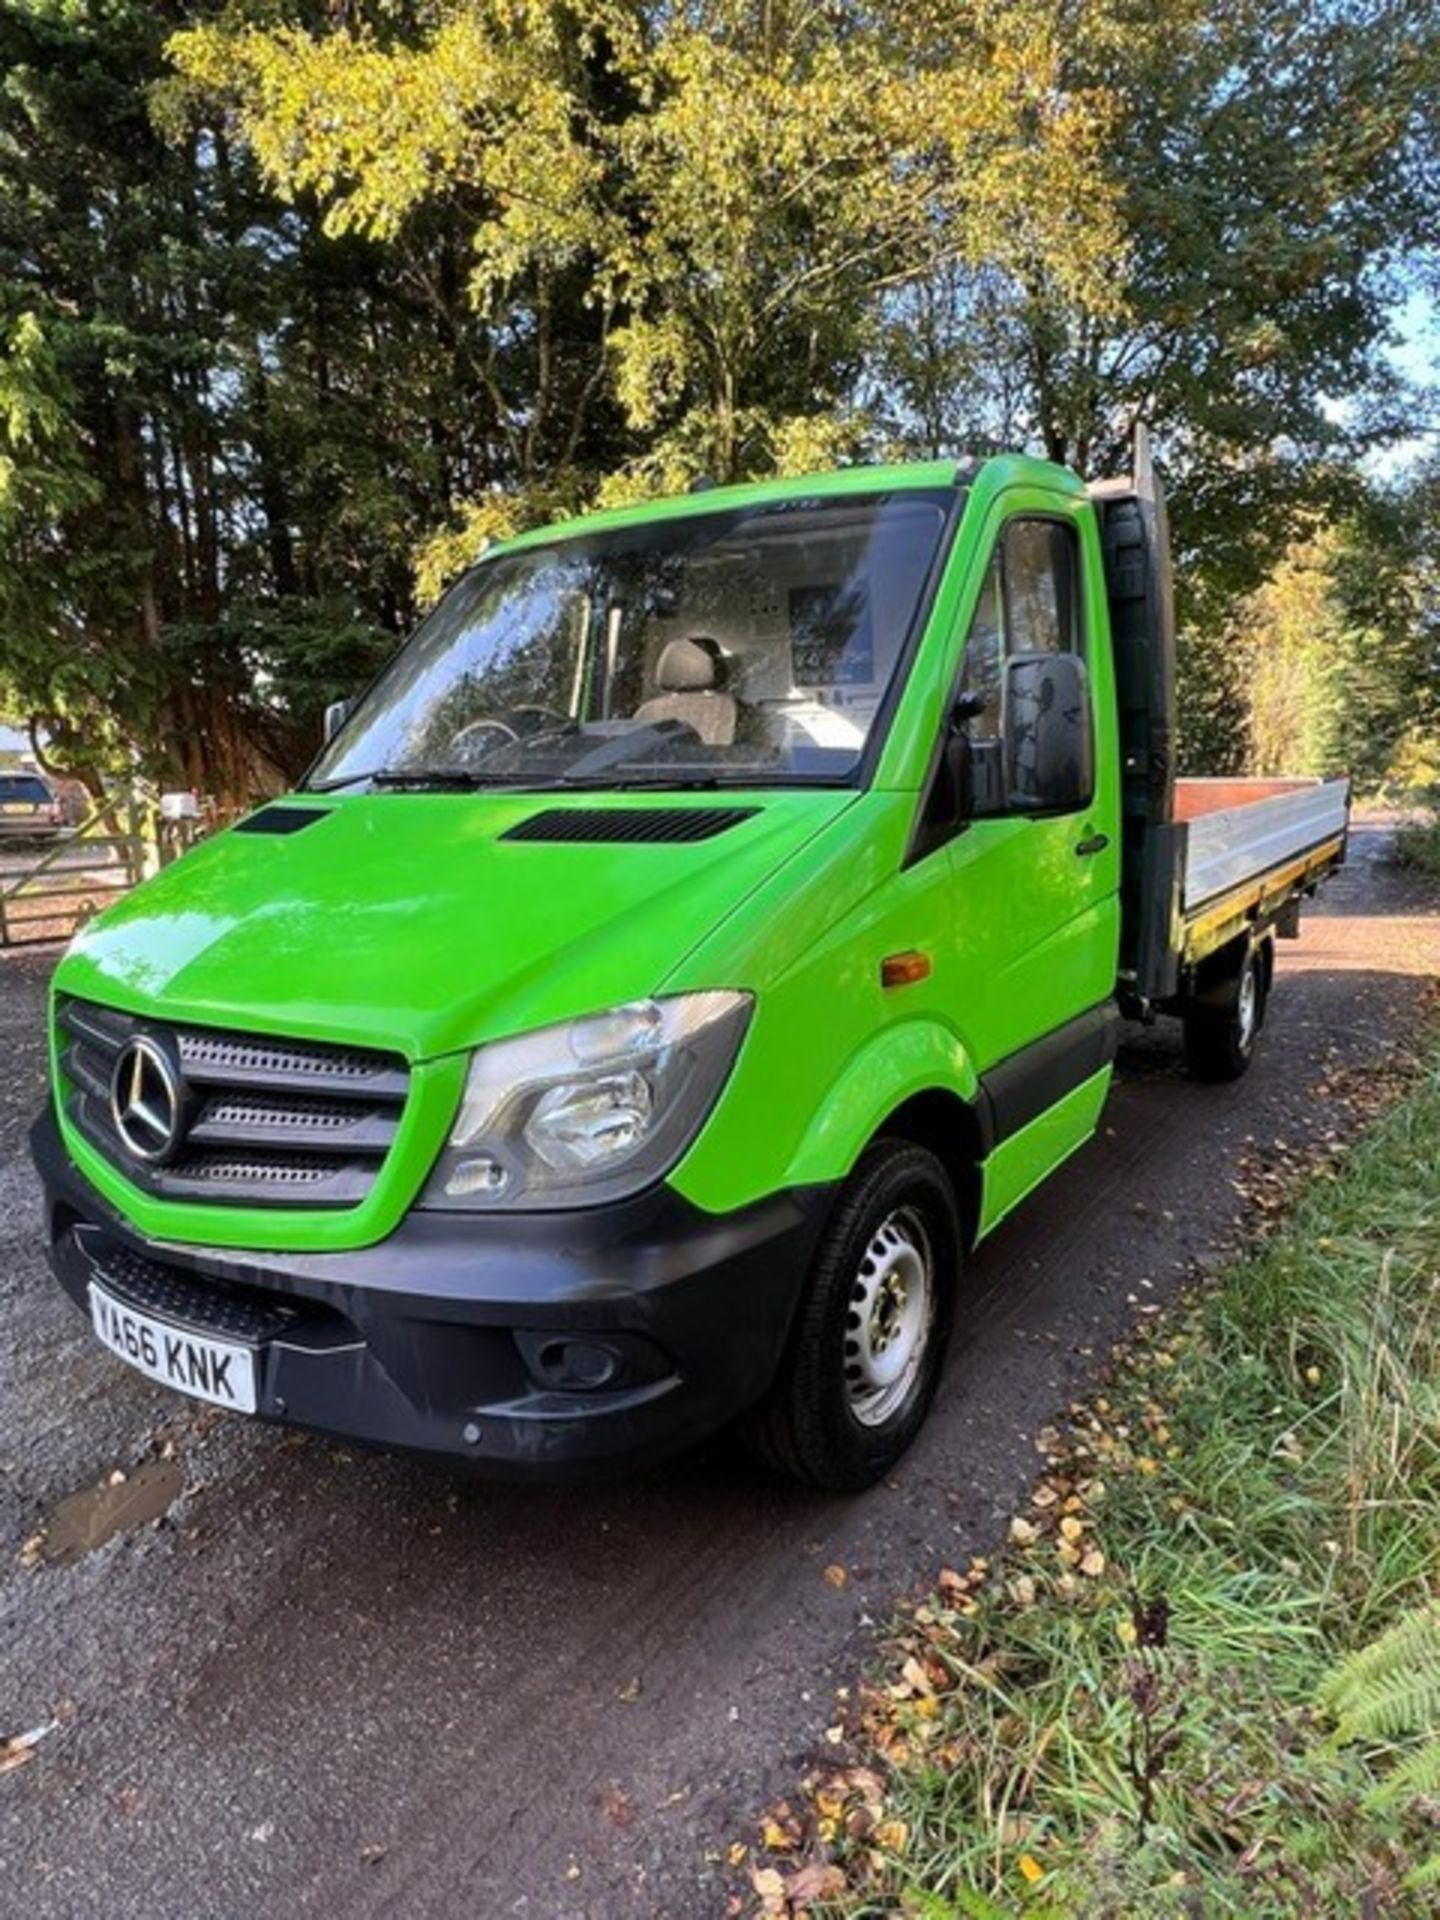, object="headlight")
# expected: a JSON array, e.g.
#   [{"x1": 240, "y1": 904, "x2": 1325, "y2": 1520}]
[{"x1": 420, "y1": 992, "x2": 752, "y2": 1210}]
